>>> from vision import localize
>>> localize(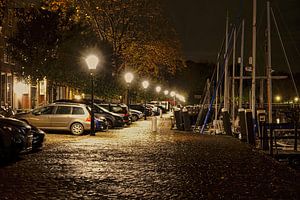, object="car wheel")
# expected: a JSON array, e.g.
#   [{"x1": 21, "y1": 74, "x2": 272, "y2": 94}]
[
  {"x1": 70, "y1": 123, "x2": 84, "y2": 135},
  {"x1": 132, "y1": 114, "x2": 138, "y2": 122},
  {"x1": 107, "y1": 119, "x2": 113, "y2": 129}
]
